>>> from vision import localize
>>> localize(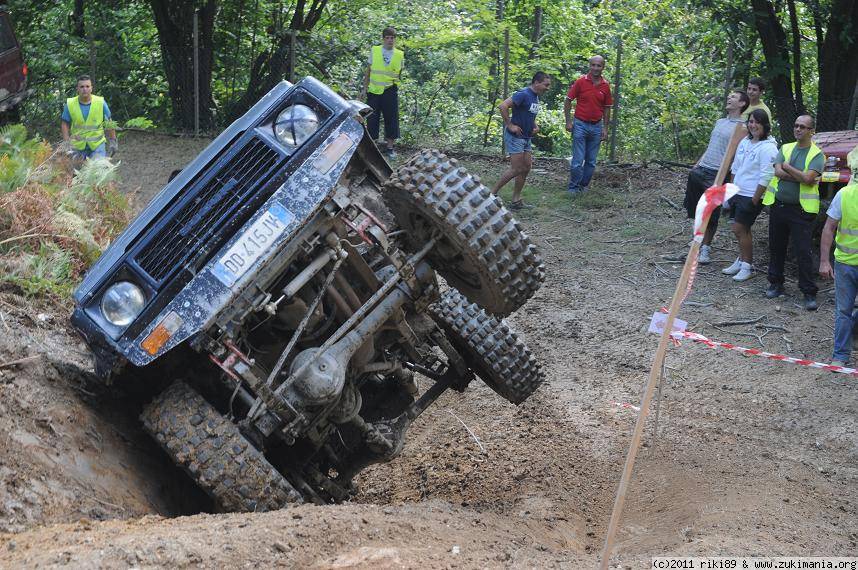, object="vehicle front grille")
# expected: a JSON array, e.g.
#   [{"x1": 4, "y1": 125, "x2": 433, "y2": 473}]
[{"x1": 134, "y1": 137, "x2": 284, "y2": 283}]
